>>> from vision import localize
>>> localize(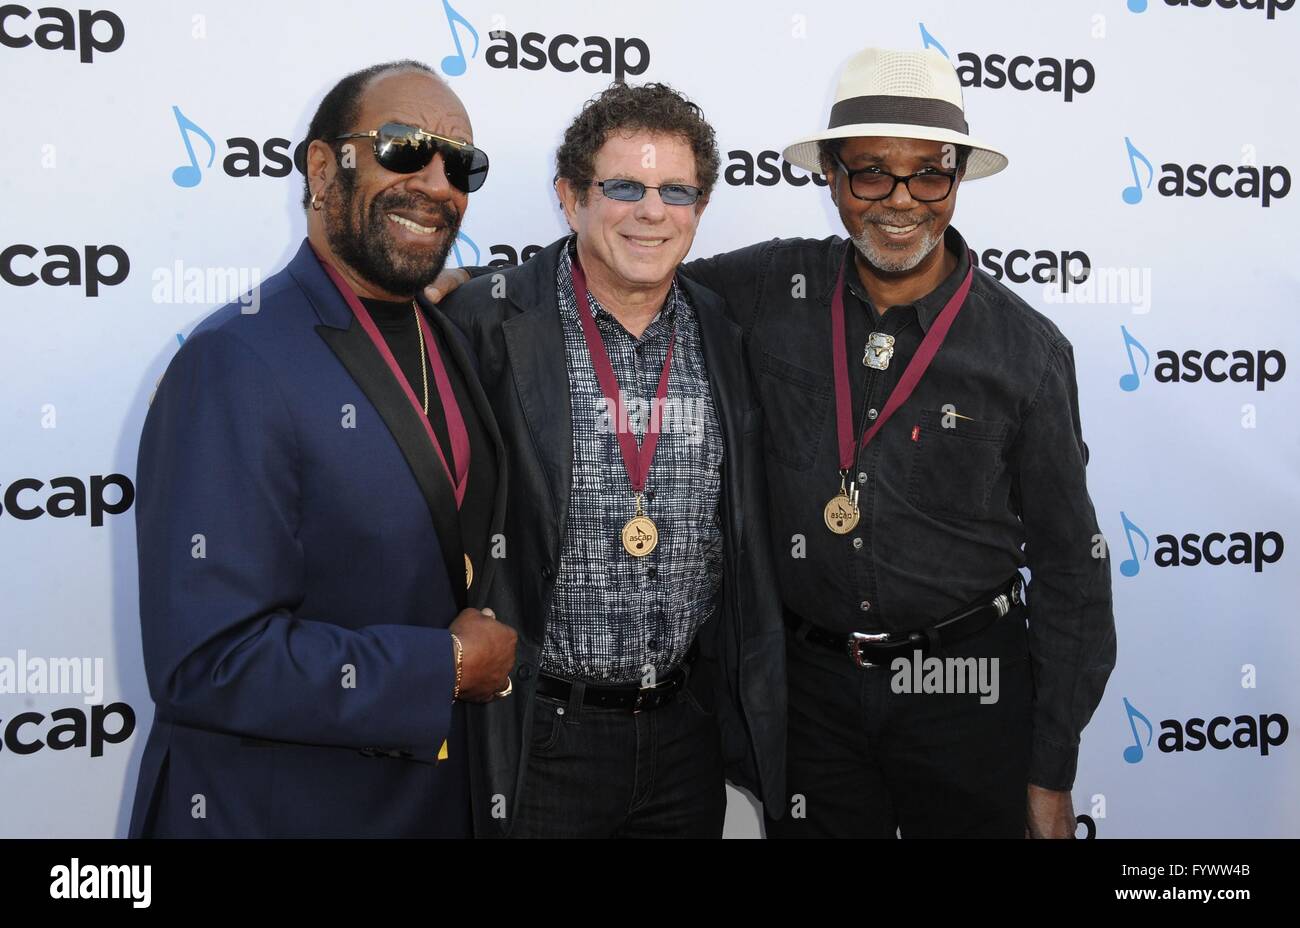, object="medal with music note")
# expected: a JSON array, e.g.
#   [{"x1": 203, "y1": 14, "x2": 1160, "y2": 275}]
[
  {"x1": 570, "y1": 254, "x2": 675, "y2": 559},
  {"x1": 823, "y1": 473, "x2": 860, "y2": 534},
  {"x1": 621, "y1": 495, "x2": 659, "y2": 557},
  {"x1": 824, "y1": 246, "x2": 974, "y2": 535}
]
